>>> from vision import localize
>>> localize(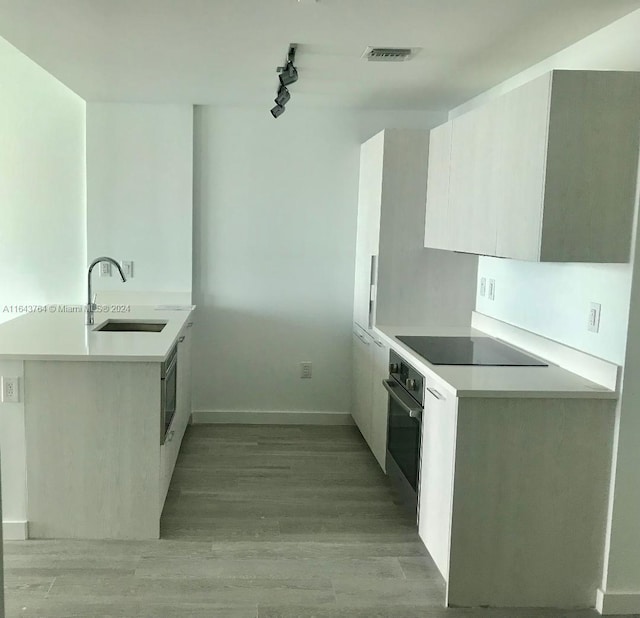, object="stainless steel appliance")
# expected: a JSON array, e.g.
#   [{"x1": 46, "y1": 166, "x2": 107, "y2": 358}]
[
  {"x1": 161, "y1": 344, "x2": 178, "y2": 444},
  {"x1": 383, "y1": 350, "x2": 424, "y2": 512},
  {"x1": 396, "y1": 335, "x2": 547, "y2": 366}
]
